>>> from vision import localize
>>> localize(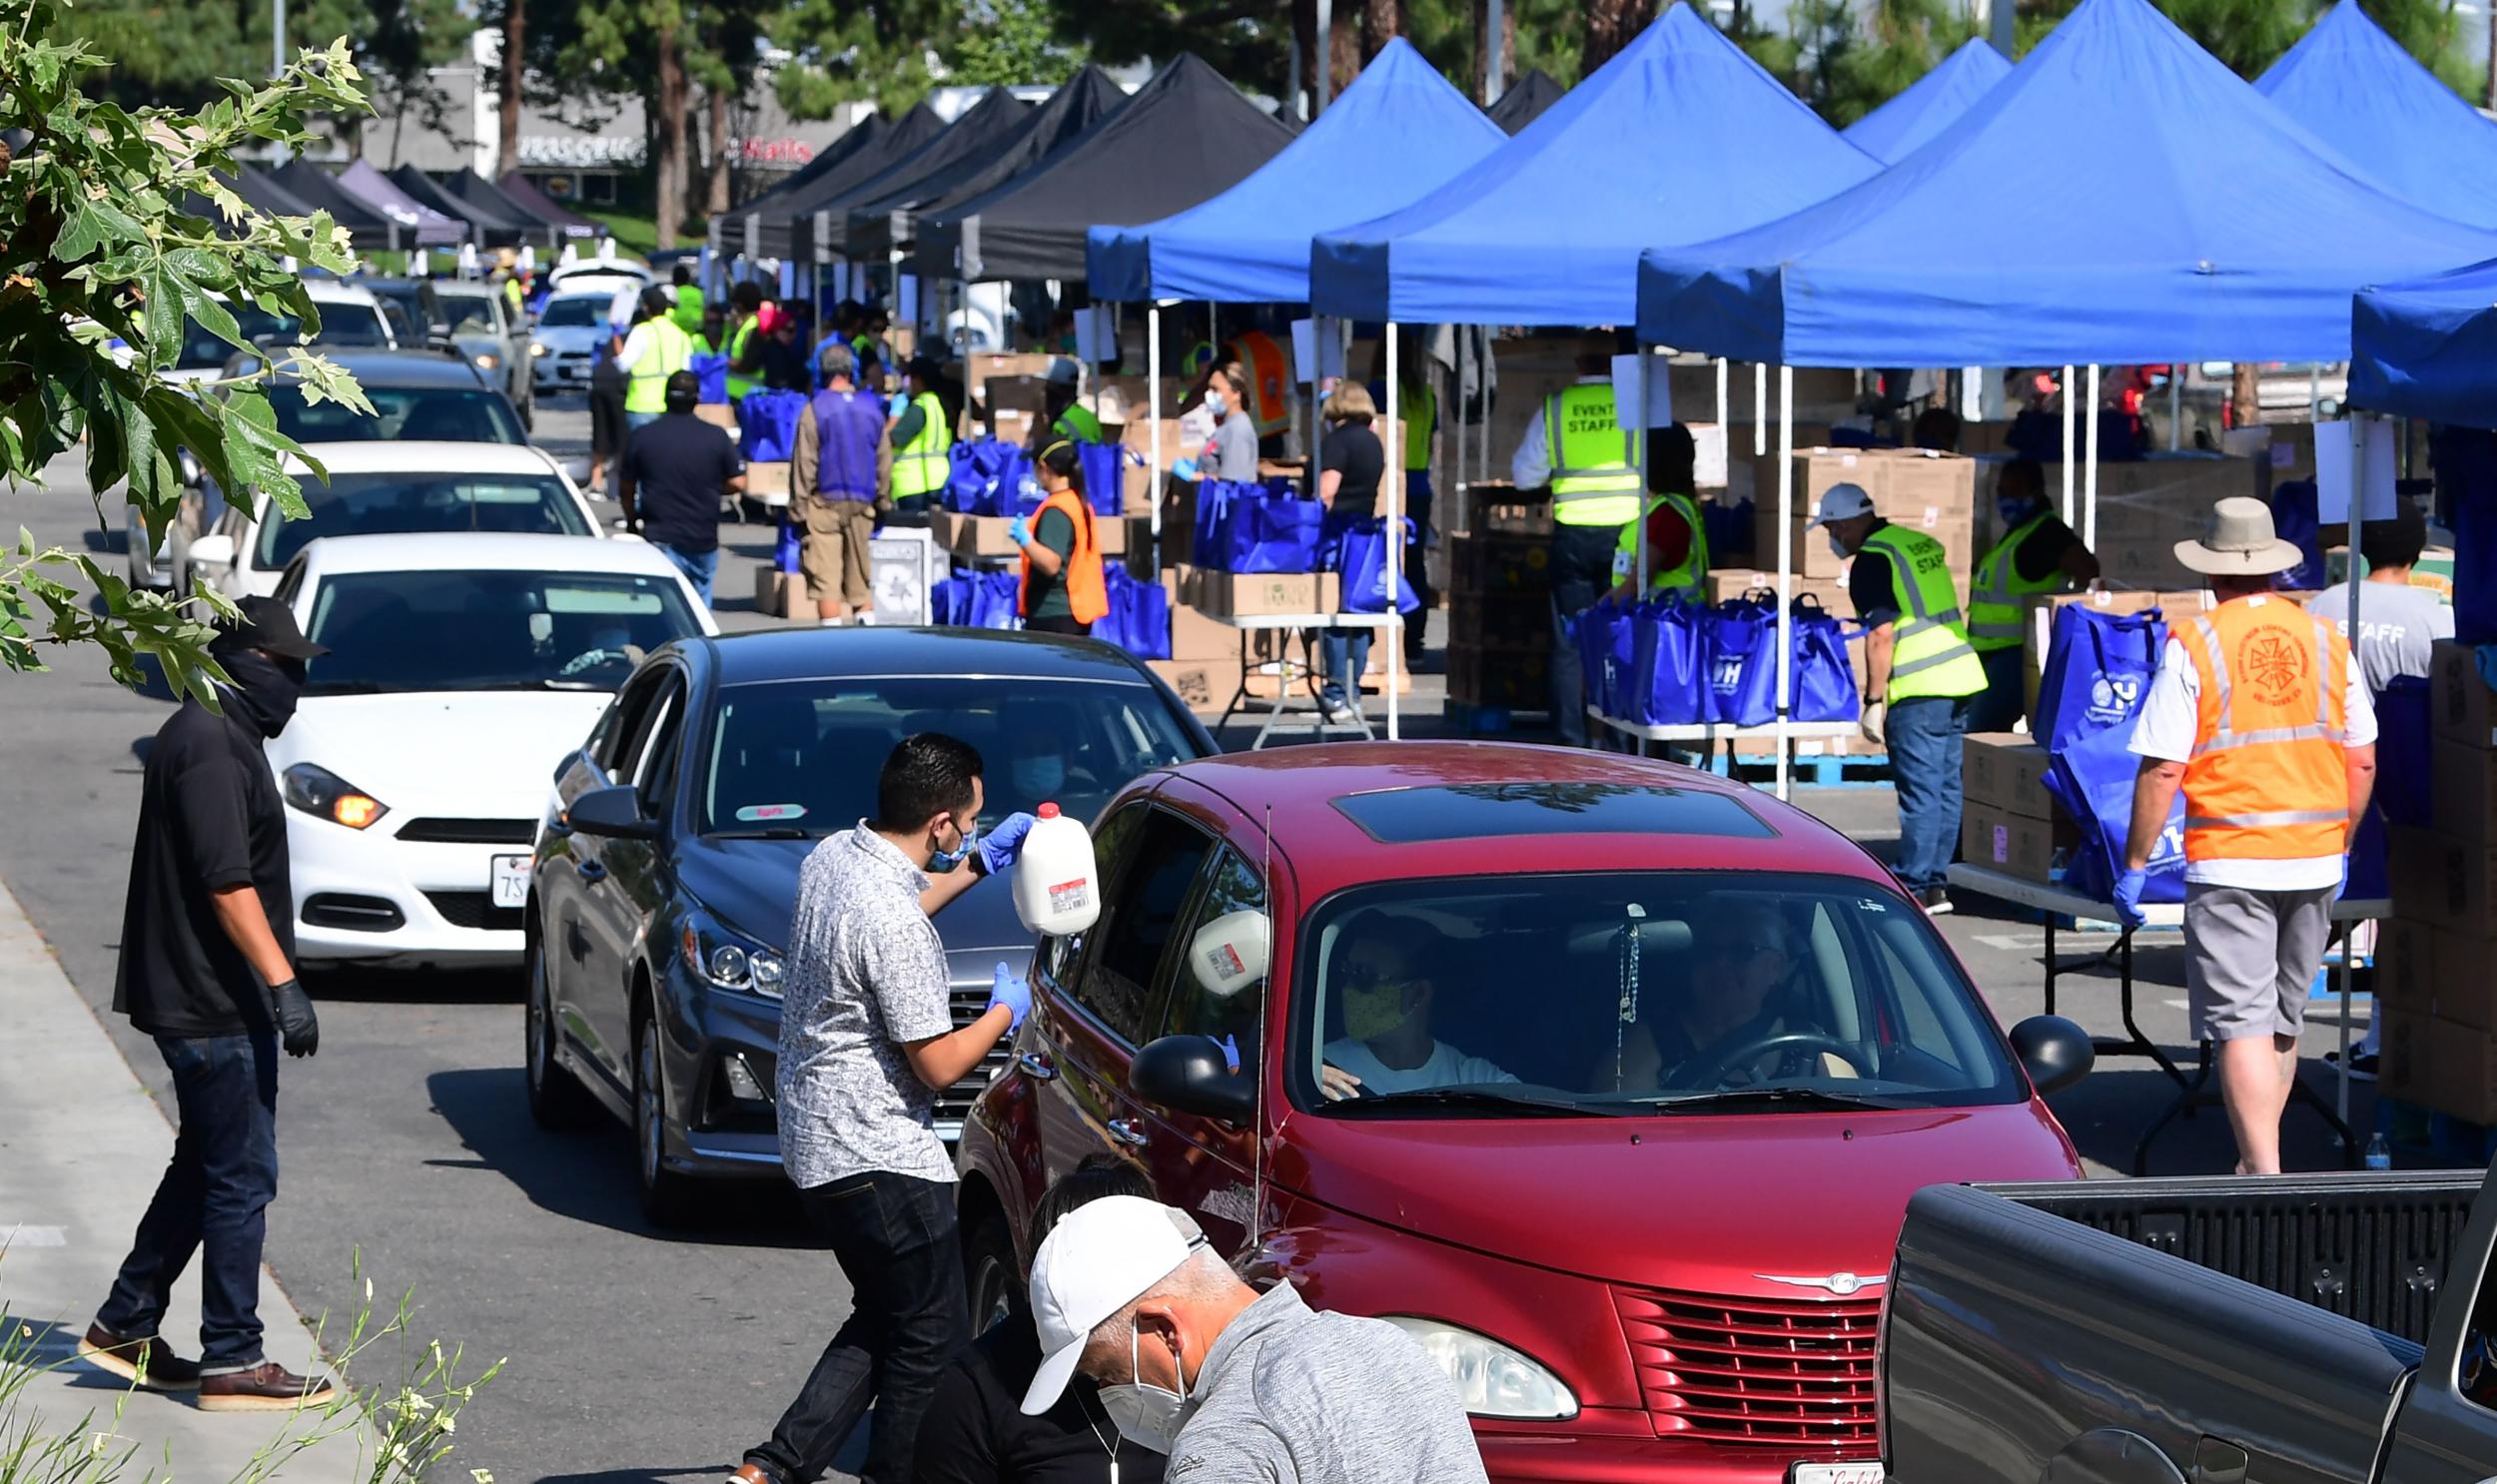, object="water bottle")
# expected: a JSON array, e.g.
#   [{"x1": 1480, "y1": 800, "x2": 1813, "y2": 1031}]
[
  {"x1": 2365, "y1": 1132, "x2": 2393, "y2": 1171},
  {"x1": 1011, "y1": 804, "x2": 1101, "y2": 936}
]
